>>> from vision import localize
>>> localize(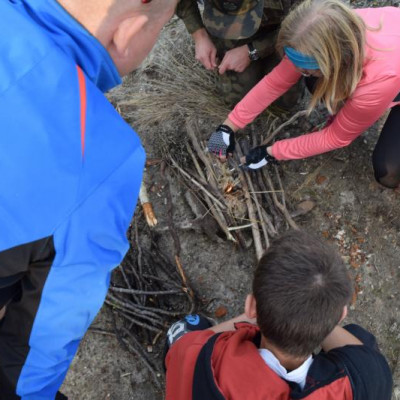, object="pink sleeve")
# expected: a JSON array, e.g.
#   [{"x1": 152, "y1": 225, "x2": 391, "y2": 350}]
[
  {"x1": 271, "y1": 73, "x2": 400, "y2": 160},
  {"x1": 228, "y1": 57, "x2": 302, "y2": 129}
]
